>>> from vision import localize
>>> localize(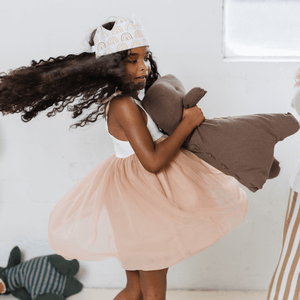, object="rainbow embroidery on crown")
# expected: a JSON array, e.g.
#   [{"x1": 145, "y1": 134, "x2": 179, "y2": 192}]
[
  {"x1": 132, "y1": 41, "x2": 141, "y2": 48},
  {"x1": 134, "y1": 30, "x2": 143, "y2": 38},
  {"x1": 97, "y1": 42, "x2": 106, "y2": 52},
  {"x1": 121, "y1": 33, "x2": 133, "y2": 41},
  {"x1": 92, "y1": 14, "x2": 150, "y2": 58},
  {"x1": 108, "y1": 36, "x2": 119, "y2": 45},
  {"x1": 112, "y1": 26, "x2": 123, "y2": 35},
  {"x1": 117, "y1": 43, "x2": 128, "y2": 51},
  {"x1": 127, "y1": 23, "x2": 136, "y2": 31}
]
